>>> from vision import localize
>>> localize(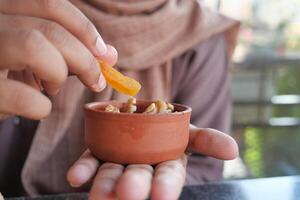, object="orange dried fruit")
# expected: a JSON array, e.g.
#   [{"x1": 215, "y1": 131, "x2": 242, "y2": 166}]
[{"x1": 98, "y1": 61, "x2": 141, "y2": 96}]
